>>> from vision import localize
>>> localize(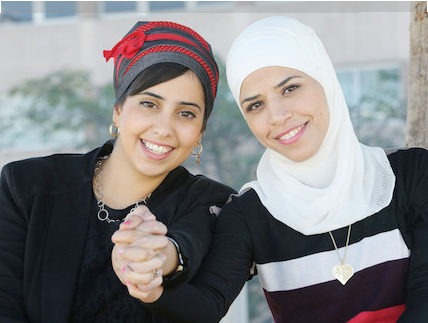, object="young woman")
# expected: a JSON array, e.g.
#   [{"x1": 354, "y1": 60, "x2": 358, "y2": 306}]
[
  {"x1": 113, "y1": 16, "x2": 428, "y2": 323},
  {"x1": 0, "y1": 21, "x2": 234, "y2": 323}
]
